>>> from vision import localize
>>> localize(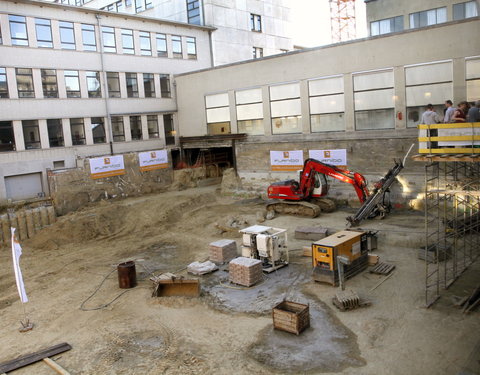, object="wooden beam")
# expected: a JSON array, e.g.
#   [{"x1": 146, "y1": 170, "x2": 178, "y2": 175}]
[
  {"x1": 0, "y1": 343, "x2": 71, "y2": 373},
  {"x1": 43, "y1": 357, "x2": 71, "y2": 375}
]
